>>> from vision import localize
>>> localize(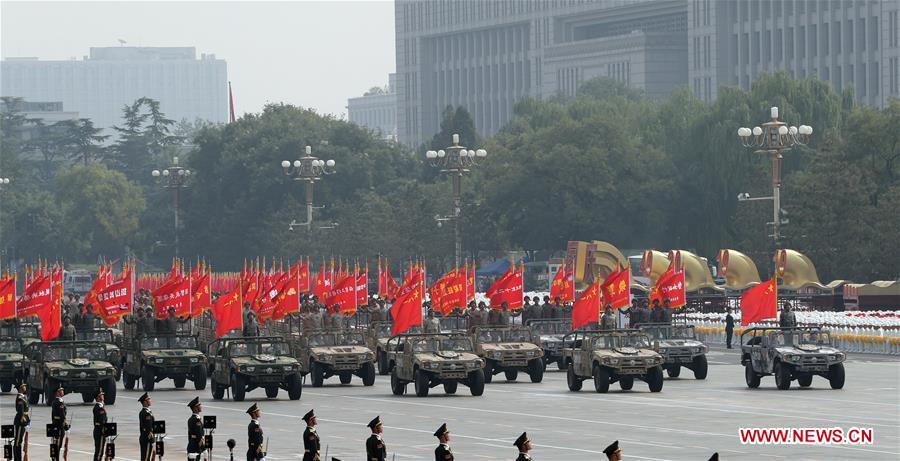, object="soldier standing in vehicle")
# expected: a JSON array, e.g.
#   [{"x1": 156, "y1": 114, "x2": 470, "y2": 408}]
[
  {"x1": 779, "y1": 301, "x2": 797, "y2": 328},
  {"x1": 92, "y1": 389, "x2": 106, "y2": 461},
  {"x1": 59, "y1": 316, "x2": 76, "y2": 341},
  {"x1": 365, "y1": 415, "x2": 386, "y2": 461},
  {"x1": 142, "y1": 307, "x2": 157, "y2": 335},
  {"x1": 601, "y1": 305, "x2": 617, "y2": 330},
  {"x1": 138, "y1": 393, "x2": 154, "y2": 461},
  {"x1": 499, "y1": 302, "x2": 512, "y2": 325},
  {"x1": 649, "y1": 300, "x2": 663, "y2": 323},
  {"x1": 603, "y1": 440, "x2": 621, "y2": 460},
  {"x1": 243, "y1": 311, "x2": 260, "y2": 337},
  {"x1": 187, "y1": 397, "x2": 205, "y2": 460},
  {"x1": 434, "y1": 423, "x2": 453, "y2": 461},
  {"x1": 661, "y1": 299, "x2": 674, "y2": 324},
  {"x1": 425, "y1": 310, "x2": 440, "y2": 333},
  {"x1": 13, "y1": 383, "x2": 29, "y2": 461},
  {"x1": 246, "y1": 403, "x2": 264, "y2": 461},
  {"x1": 302, "y1": 409, "x2": 320, "y2": 461},
  {"x1": 725, "y1": 309, "x2": 735, "y2": 349},
  {"x1": 513, "y1": 432, "x2": 532, "y2": 461}
]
